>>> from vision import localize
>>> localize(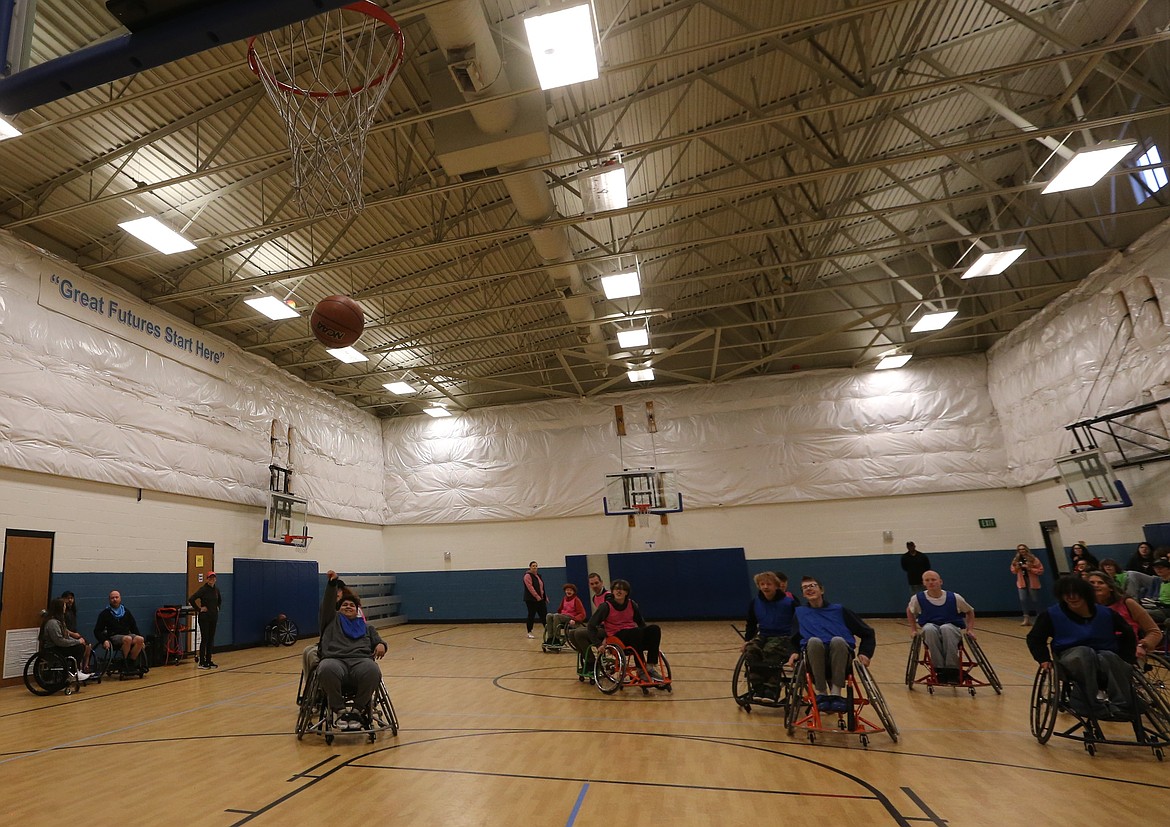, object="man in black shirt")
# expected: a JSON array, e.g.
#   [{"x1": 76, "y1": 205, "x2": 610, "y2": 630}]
[
  {"x1": 900, "y1": 541, "x2": 931, "y2": 596},
  {"x1": 189, "y1": 571, "x2": 222, "y2": 669}
]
